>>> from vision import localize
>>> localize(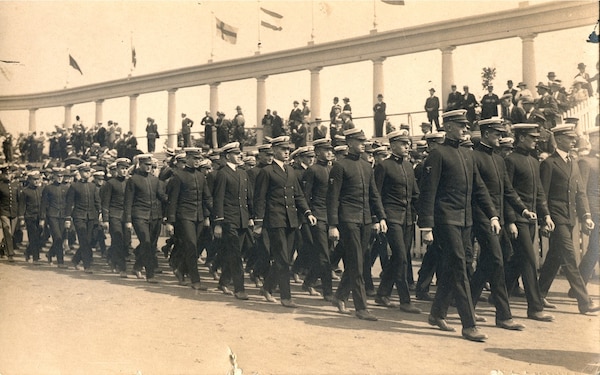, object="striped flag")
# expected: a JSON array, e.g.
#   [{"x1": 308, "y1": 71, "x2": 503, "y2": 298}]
[
  {"x1": 215, "y1": 17, "x2": 238, "y2": 44},
  {"x1": 260, "y1": 7, "x2": 283, "y2": 31},
  {"x1": 381, "y1": 0, "x2": 405, "y2": 4},
  {"x1": 132, "y1": 47, "x2": 137, "y2": 68},
  {"x1": 69, "y1": 54, "x2": 83, "y2": 75}
]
